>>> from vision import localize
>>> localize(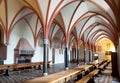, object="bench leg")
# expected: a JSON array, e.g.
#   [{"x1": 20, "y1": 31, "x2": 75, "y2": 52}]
[
  {"x1": 87, "y1": 77, "x2": 95, "y2": 83},
  {"x1": 75, "y1": 74, "x2": 82, "y2": 81},
  {"x1": 5, "y1": 69, "x2": 9, "y2": 76}
]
